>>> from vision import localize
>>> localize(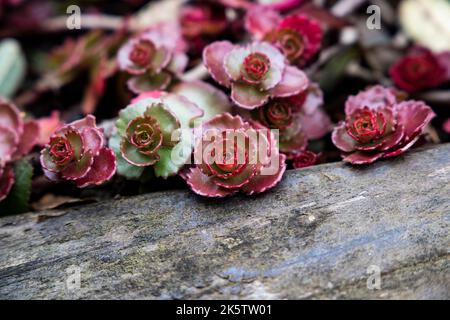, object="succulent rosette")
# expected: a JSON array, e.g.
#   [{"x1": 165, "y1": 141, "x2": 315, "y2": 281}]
[
  {"x1": 292, "y1": 150, "x2": 319, "y2": 169},
  {"x1": 263, "y1": 14, "x2": 322, "y2": 67},
  {"x1": 40, "y1": 115, "x2": 117, "y2": 188},
  {"x1": 250, "y1": 93, "x2": 307, "y2": 157},
  {"x1": 0, "y1": 98, "x2": 39, "y2": 163},
  {"x1": 185, "y1": 113, "x2": 286, "y2": 197},
  {"x1": 249, "y1": 83, "x2": 331, "y2": 157},
  {"x1": 390, "y1": 48, "x2": 448, "y2": 92},
  {"x1": 118, "y1": 24, "x2": 188, "y2": 94},
  {"x1": 0, "y1": 99, "x2": 39, "y2": 201},
  {"x1": 109, "y1": 92, "x2": 204, "y2": 179},
  {"x1": 332, "y1": 86, "x2": 436, "y2": 165},
  {"x1": 203, "y1": 40, "x2": 309, "y2": 109}
]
